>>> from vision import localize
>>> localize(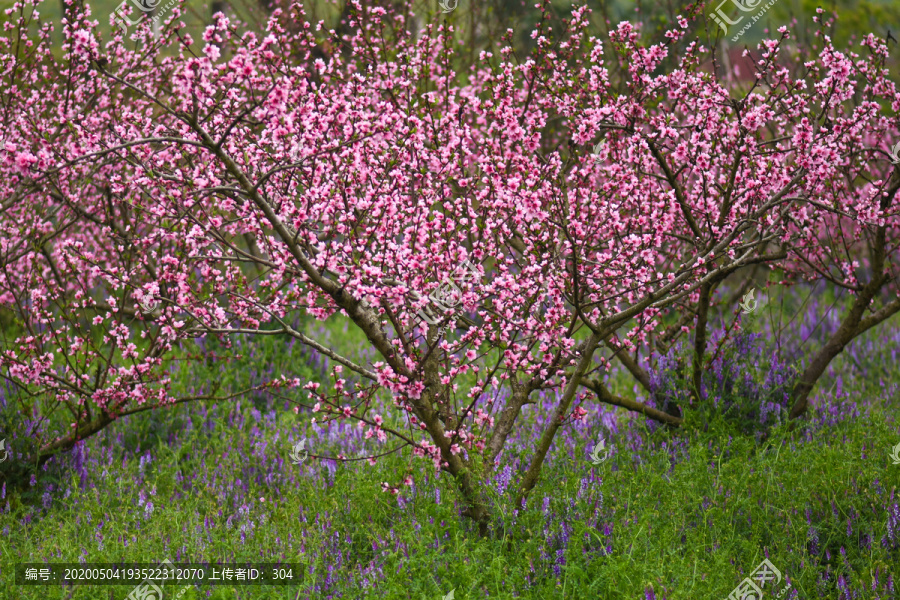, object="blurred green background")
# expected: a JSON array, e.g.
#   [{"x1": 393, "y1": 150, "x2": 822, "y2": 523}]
[{"x1": 3, "y1": 0, "x2": 897, "y2": 67}]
